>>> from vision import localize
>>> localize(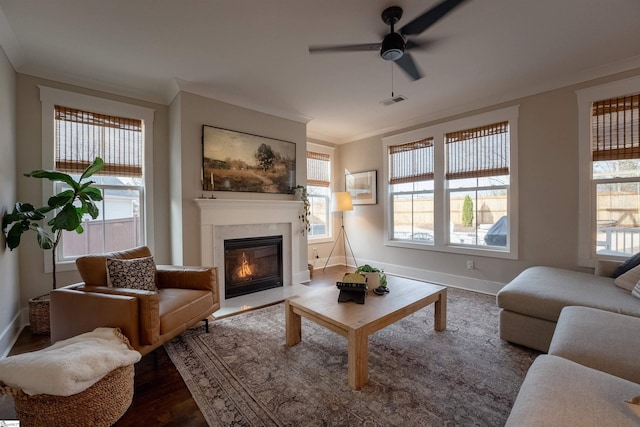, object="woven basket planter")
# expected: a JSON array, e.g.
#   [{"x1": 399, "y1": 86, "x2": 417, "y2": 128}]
[
  {"x1": 28, "y1": 294, "x2": 50, "y2": 335},
  {"x1": 0, "y1": 364, "x2": 134, "y2": 427}
]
